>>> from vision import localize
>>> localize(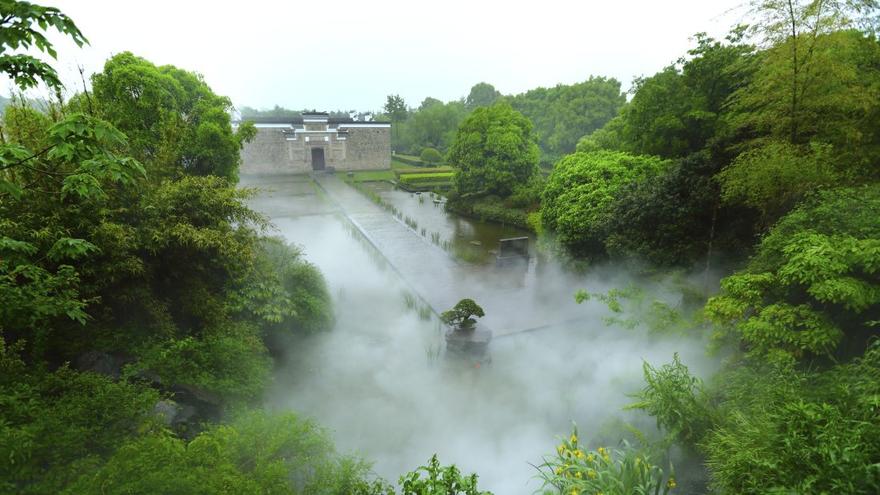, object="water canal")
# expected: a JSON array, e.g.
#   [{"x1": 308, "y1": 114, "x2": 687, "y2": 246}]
[{"x1": 242, "y1": 174, "x2": 715, "y2": 493}]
